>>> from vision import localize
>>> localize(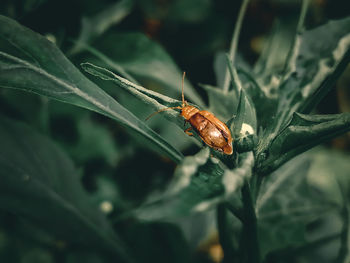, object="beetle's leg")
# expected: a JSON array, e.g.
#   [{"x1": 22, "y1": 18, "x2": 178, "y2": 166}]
[
  {"x1": 183, "y1": 120, "x2": 187, "y2": 127},
  {"x1": 184, "y1": 127, "x2": 194, "y2": 136}
]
